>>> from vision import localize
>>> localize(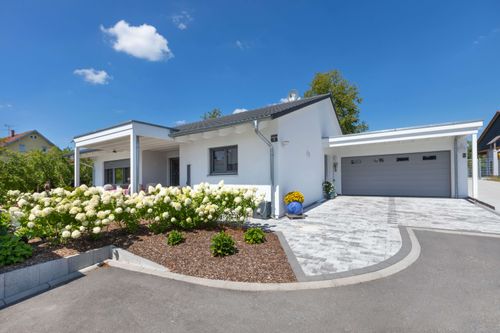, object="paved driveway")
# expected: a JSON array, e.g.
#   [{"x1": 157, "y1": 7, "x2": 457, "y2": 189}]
[
  {"x1": 259, "y1": 196, "x2": 500, "y2": 277},
  {"x1": 469, "y1": 178, "x2": 500, "y2": 210},
  {"x1": 2, "y1": 230, "x2": 500, "y2": 333}
]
